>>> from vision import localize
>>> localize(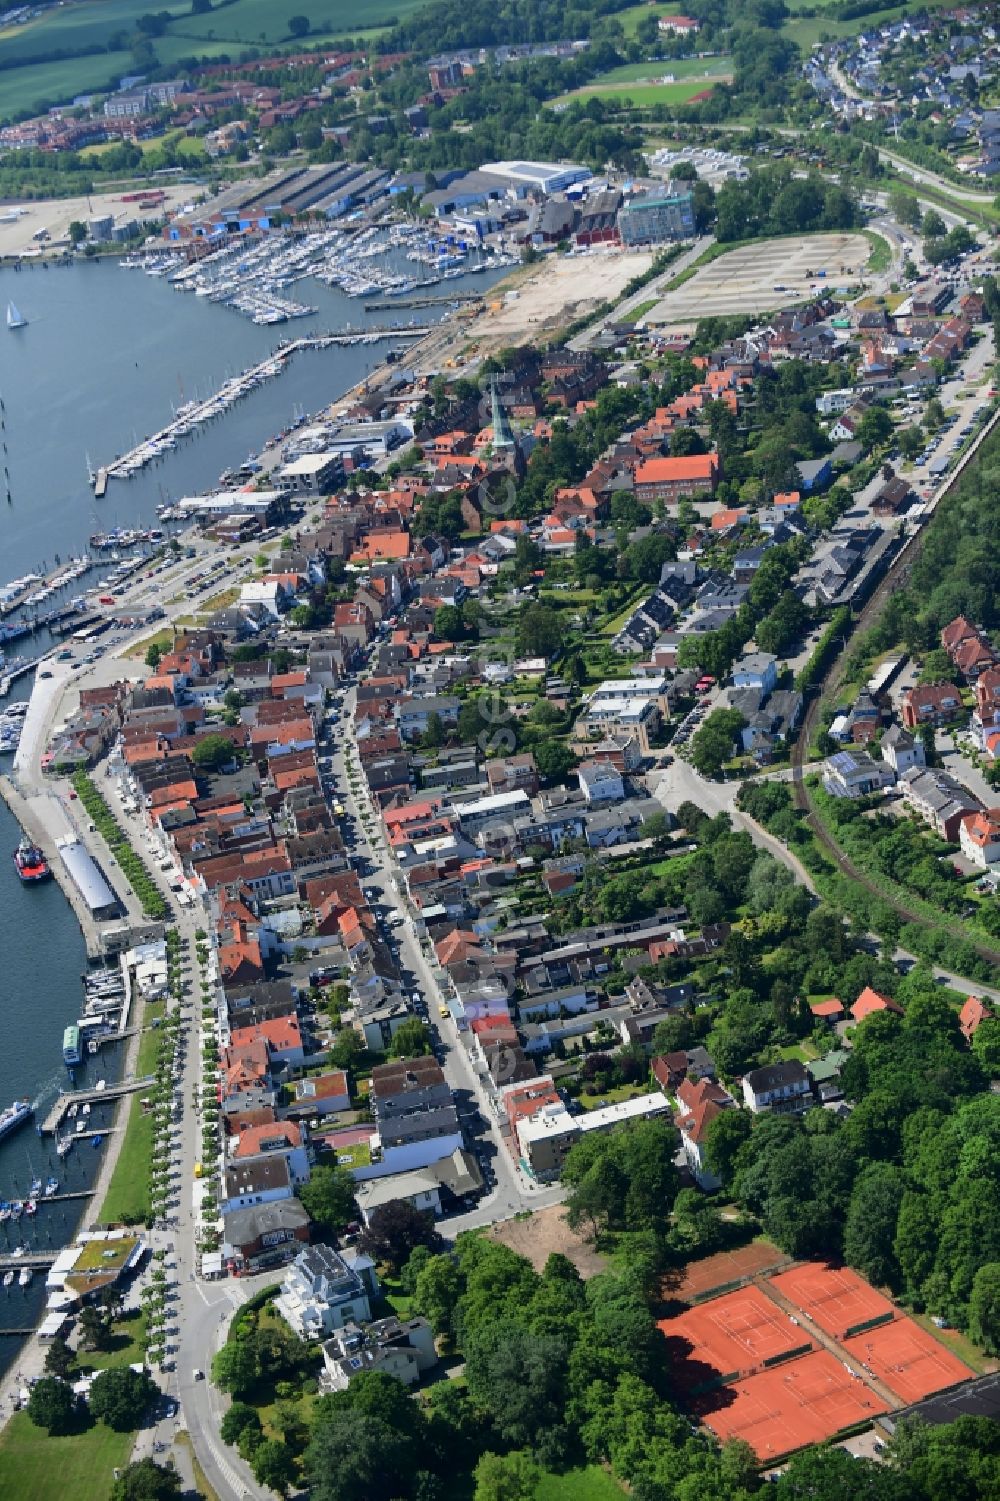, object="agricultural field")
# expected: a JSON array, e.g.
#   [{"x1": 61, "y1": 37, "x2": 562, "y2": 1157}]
[
  {"x1": 0, "y1": 0, "x2": 424, "y2": 120},
  {"x1": 0, "y1": 50, "x2": 132, "y2": 118},
  {"x1": 782, "y1": 0, "x2": 953, "y2": 51}
]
